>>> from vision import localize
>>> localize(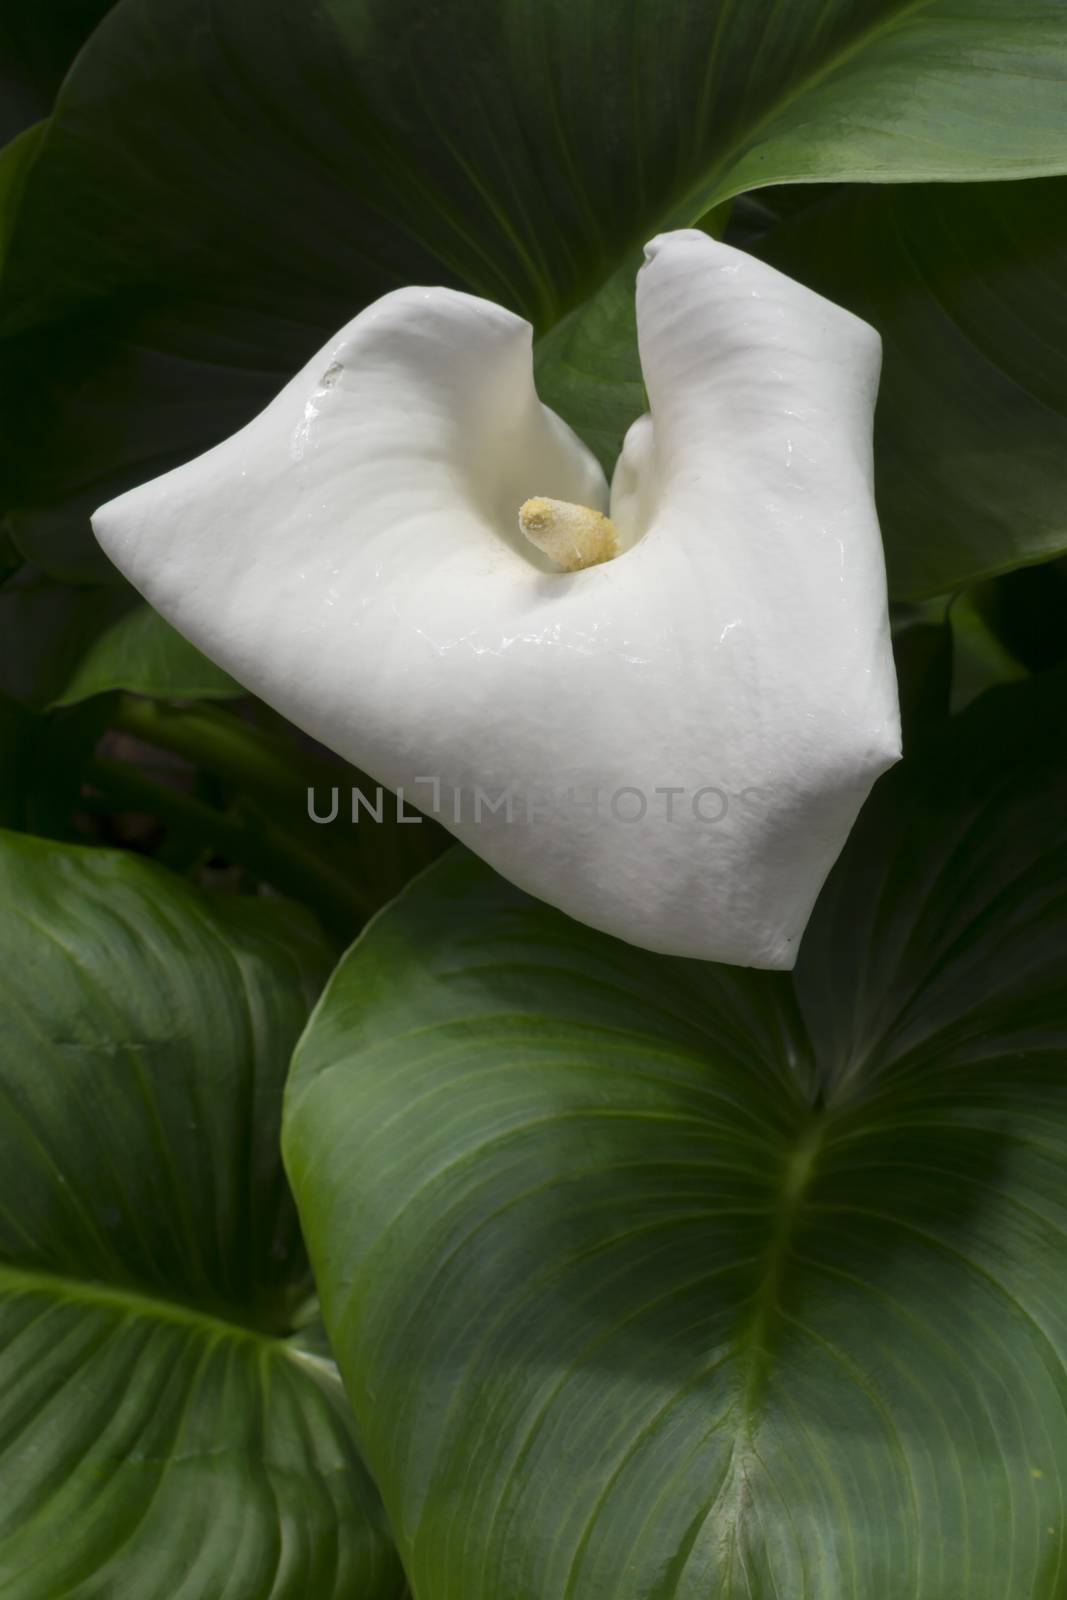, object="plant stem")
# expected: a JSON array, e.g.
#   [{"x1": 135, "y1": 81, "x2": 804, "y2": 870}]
[
  {"x1": 113, "y1": 696, "x2": 342, "y2": 801},
  {"x1": 83, "y1": 756, "x2": 365, "y2": 938}
]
